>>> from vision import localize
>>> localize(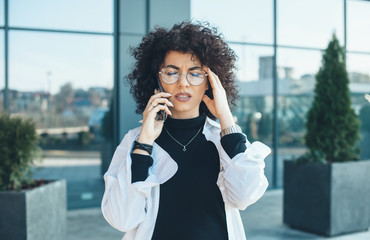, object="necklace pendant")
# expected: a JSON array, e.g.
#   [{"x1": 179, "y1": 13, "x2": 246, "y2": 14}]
[{"x1": 183, "y1": 146, "x2": 186, "y2": 151}]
